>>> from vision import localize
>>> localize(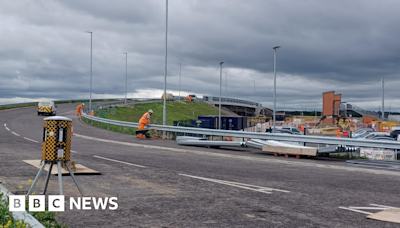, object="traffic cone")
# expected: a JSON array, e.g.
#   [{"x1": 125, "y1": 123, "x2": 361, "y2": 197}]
[{"x1": 71, "y1": 123, "x2": 74, "y2": 136}]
